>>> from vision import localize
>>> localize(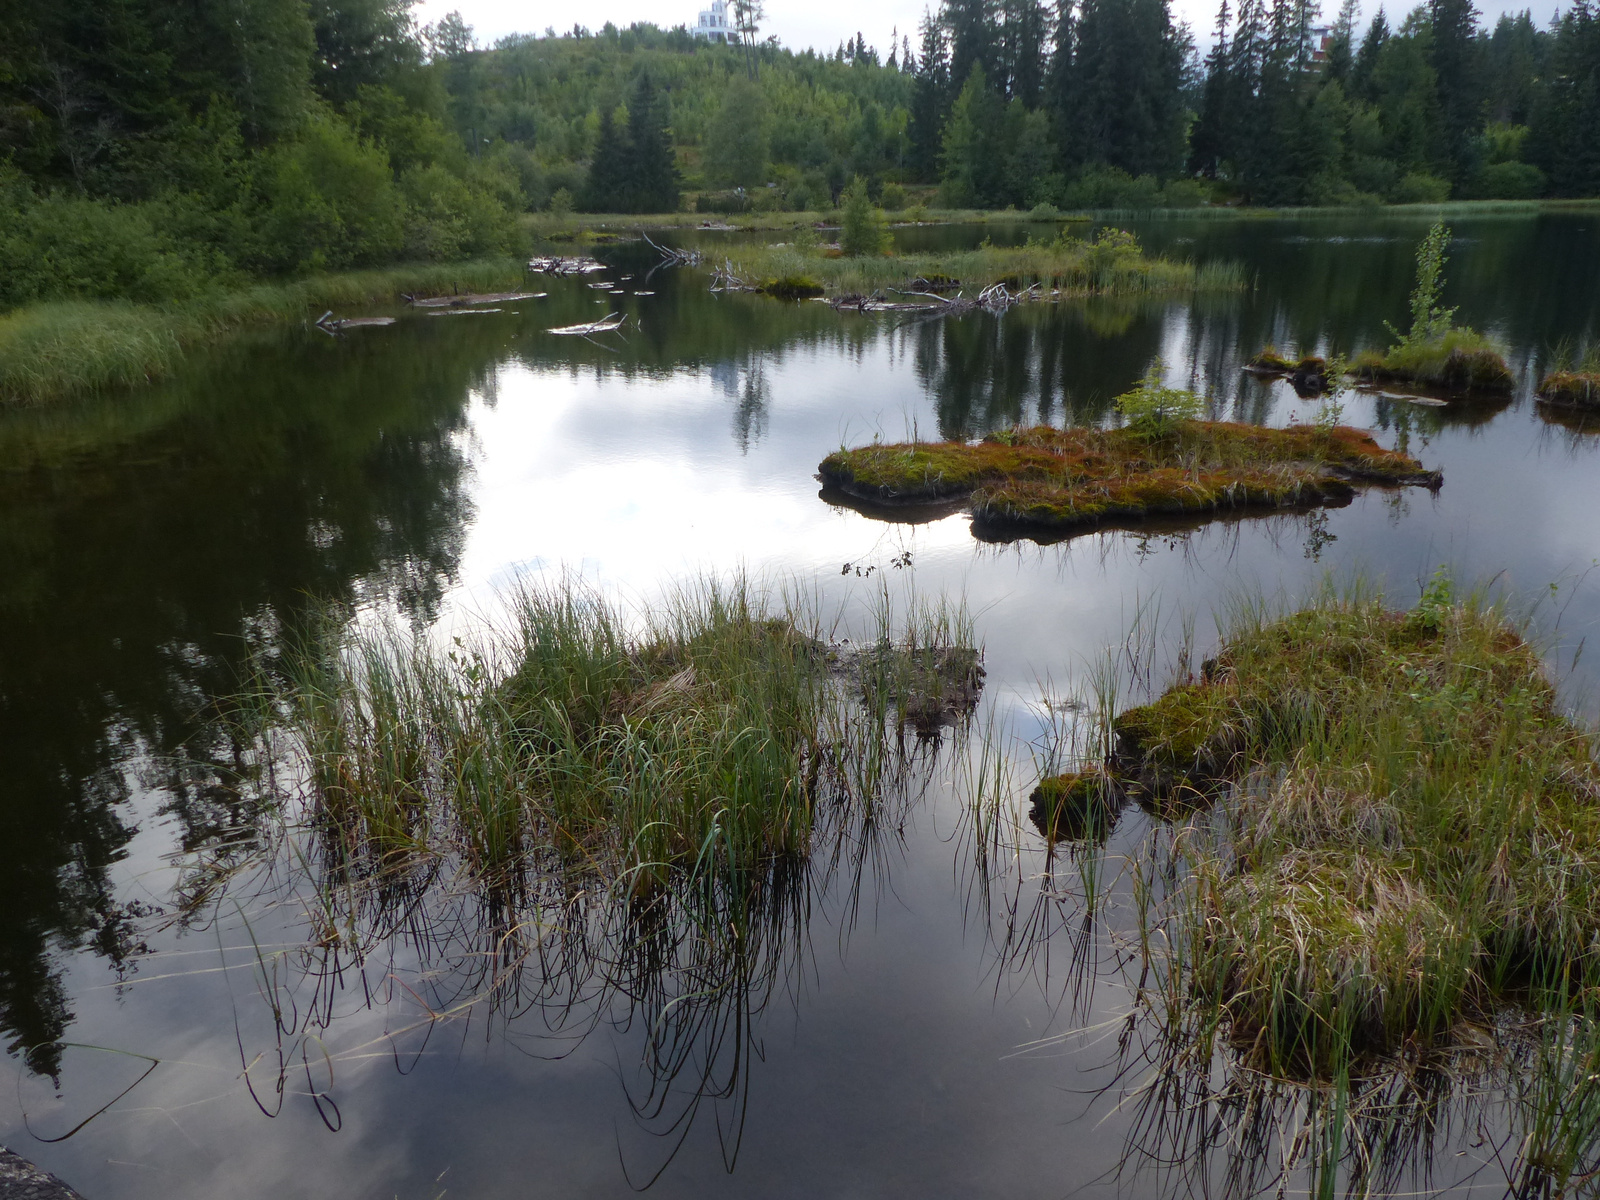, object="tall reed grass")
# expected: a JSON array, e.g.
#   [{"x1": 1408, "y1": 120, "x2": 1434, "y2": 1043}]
[{"x1": 0, "y1": 259, "x2": 527, "y2": 406}]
